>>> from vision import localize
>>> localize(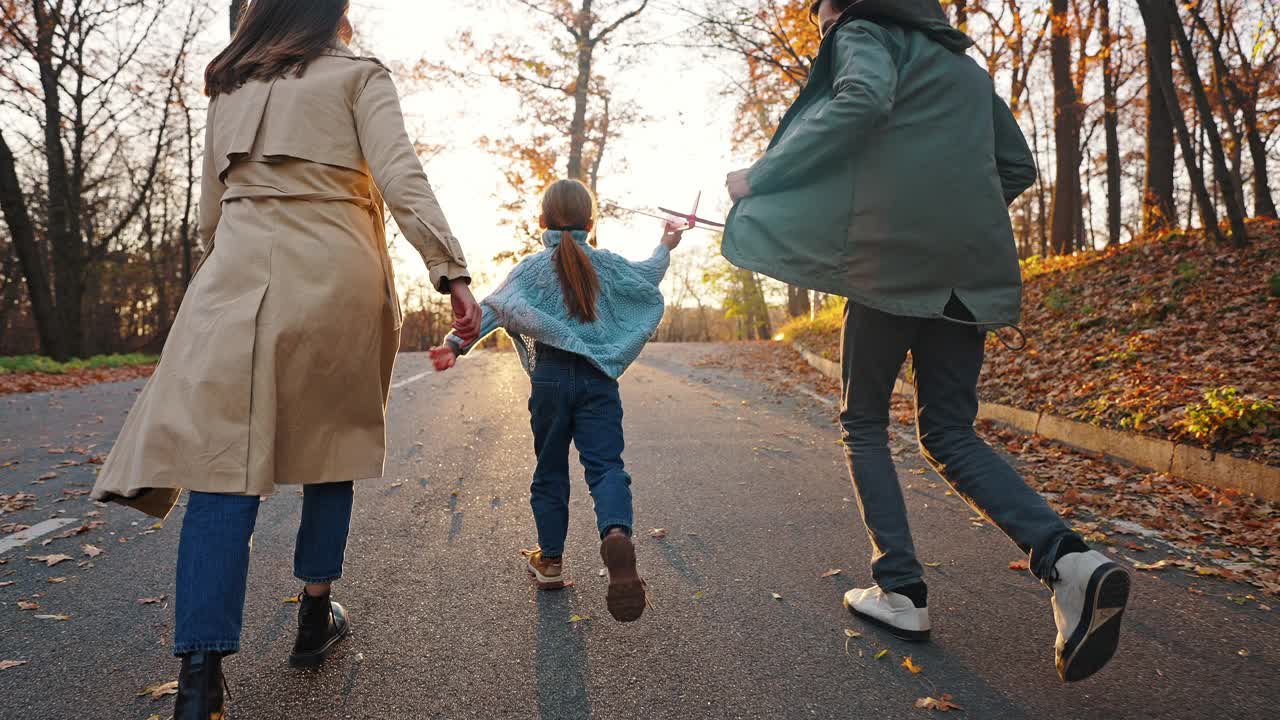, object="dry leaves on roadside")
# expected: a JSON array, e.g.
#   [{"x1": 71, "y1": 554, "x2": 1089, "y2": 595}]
[
  {"x1": 771, "y1": 592, "x2": 783, "y2": 600},
  {"x1": 843, "y1": 629, "x2": 862, "y2": 655},
  {"x1": 901, "y1": 656, "x2": 924, "y2": 674},
  {"x1": 33, "y1": 614, "x2": 70, "y2": 621},
  {"x1": 17, "y1": 601, "x2": 39, "y2": 610},
  {"x1": 1133, "y1": 560, "x2": 1170, "y2": 571},
  {"x1": 568, "y1": 614, "x2": 589, "y2": 624},
  {"x1": 137, "y1": 680, "x2": 178, "y2": 700},
  {"x1": 27, "y1": 554, "x2": 72, "y2": 567},
  {"x1": 648, "y1": 528, "x2": 668, "y2": 539},
  {"x1": 81, "y1": 544, "x2": 102, "y2": 558},
  {"x1": 873, "y1": 649, "x2": 889, "y2": 660},
  {"x1": 137, "y1": 596, "x2": 166, "y2": 605},
  {"x1": 0, "y1": 660, "x2": 28, "y2": 671},
  {"x1": 1008, "y1": 559, "x2": 1029, "y2": 571},
  {"x1": 916, "y1": 694, "x2": 963, "y2": 712},
  {"x1": 820, "y1": 568, "x2": 842, "y2": 578}
]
